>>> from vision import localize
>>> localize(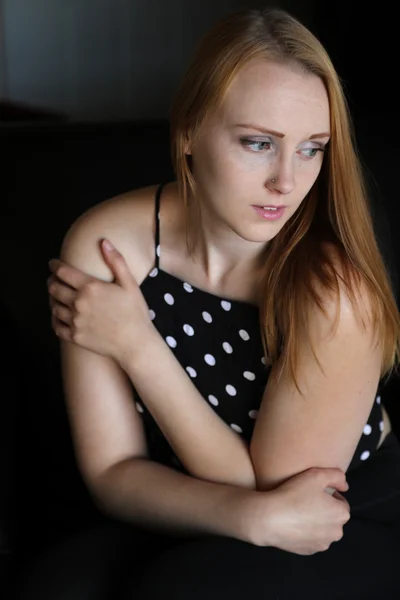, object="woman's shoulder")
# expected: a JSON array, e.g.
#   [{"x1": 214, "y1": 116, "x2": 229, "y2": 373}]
[{"x1": 60, "y1": 183, "x2": 164, "y2": 283}]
